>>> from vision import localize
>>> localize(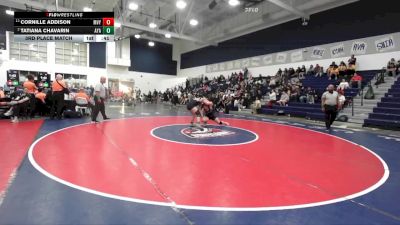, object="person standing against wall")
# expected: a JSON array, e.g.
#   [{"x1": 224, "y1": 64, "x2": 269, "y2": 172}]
[
  {"x1": 50, "y1": 74, "x2": 67, "y2": 120},
  {"x1": 92, "y1": 76, "x2": 110, "y2": 122},
  {"x1": 321, "y1": 84, "x2": 340, "y2": 130}
]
